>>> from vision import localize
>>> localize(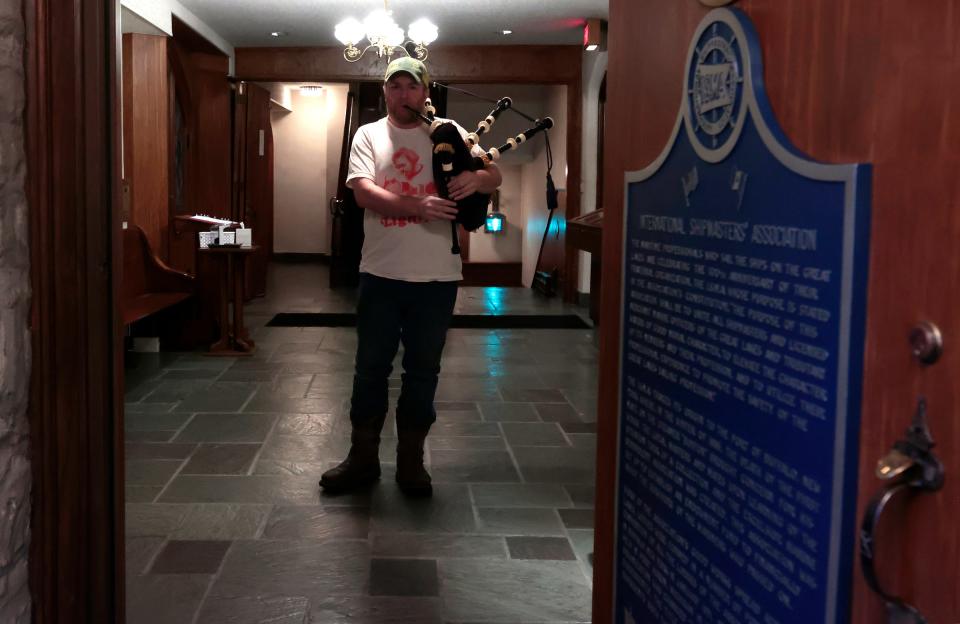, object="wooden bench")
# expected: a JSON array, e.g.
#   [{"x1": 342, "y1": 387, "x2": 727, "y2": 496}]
[{"x1": 121, "y1": 224, "x2": 195, "y2": 326}]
